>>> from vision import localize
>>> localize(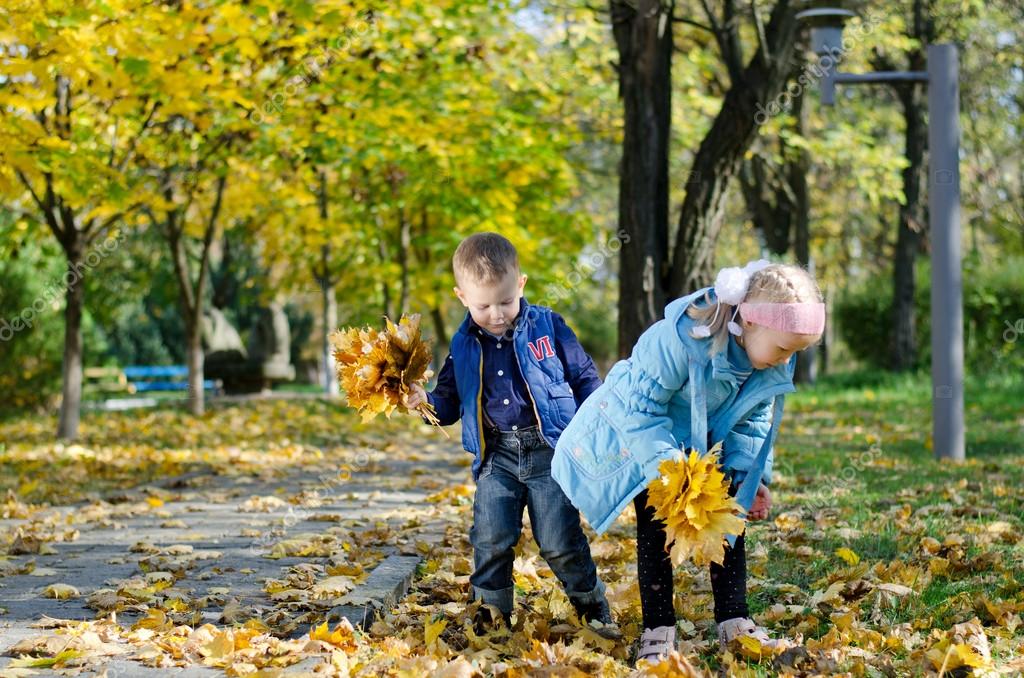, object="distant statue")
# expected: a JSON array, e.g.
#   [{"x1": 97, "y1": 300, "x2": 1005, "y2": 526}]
[
  {"x1": 202, "y1": 307, "x2": 247, "y2": 358},
  {"x1": 248, "y1": 303, "x2": 295, "y2": 386},
  {"x1": 204, "y1": 303, "x2": 295, "y2": 394}
]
